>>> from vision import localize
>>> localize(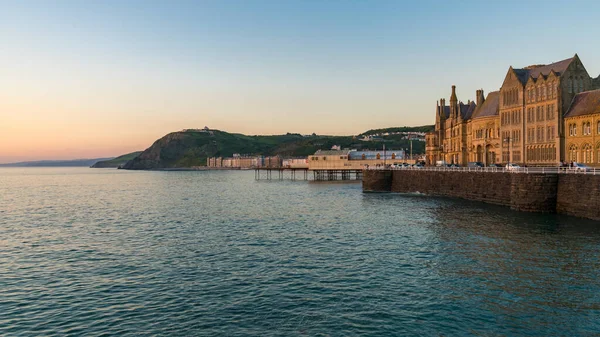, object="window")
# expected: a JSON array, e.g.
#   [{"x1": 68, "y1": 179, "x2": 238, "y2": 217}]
[
  {"x1": 569, "y1": 145, "x2": 578, "y2": 162},
  {"x1": 568, "y1": 78, "x2": 573, "y2": 93},
  {"x1": 579, "y1": 77, "x2": 584, "y2": 93},
  {"x1": 513, "y1": 151, "x2": 521, "y2": 162},
  {"x1": 584, "y1": 144, "x2": 593, "y2": 163},
  {"x1": 542, "y1": 85, "x2": 546, "y2": 100},
  {"x1": 597, "y1": 121, "x2": 600, "y2": 134}
]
